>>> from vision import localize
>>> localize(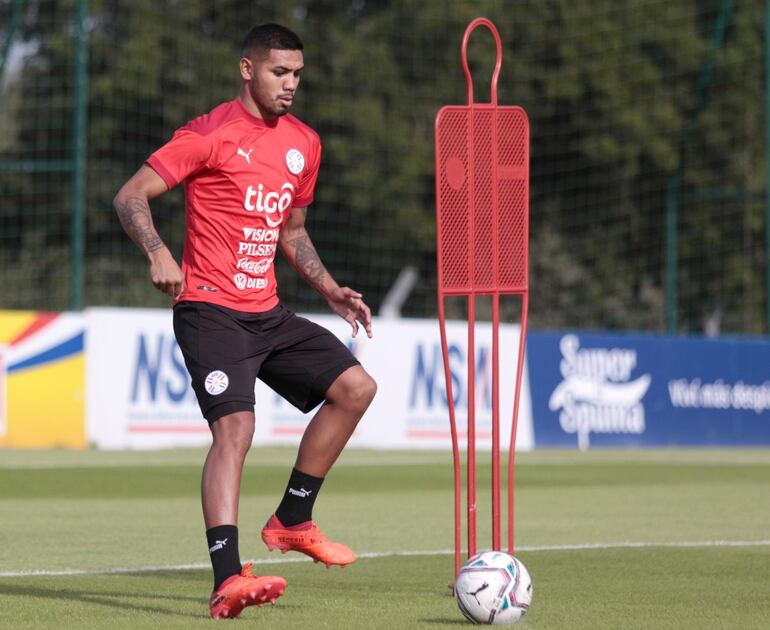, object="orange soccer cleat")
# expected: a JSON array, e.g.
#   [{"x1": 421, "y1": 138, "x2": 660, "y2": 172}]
[
  {"x1": 209, "y1": 562, "x2": 287, "y2": 619},
  {"x1": 261, "y1": 514, "x2": 356, "y2": 567}
]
